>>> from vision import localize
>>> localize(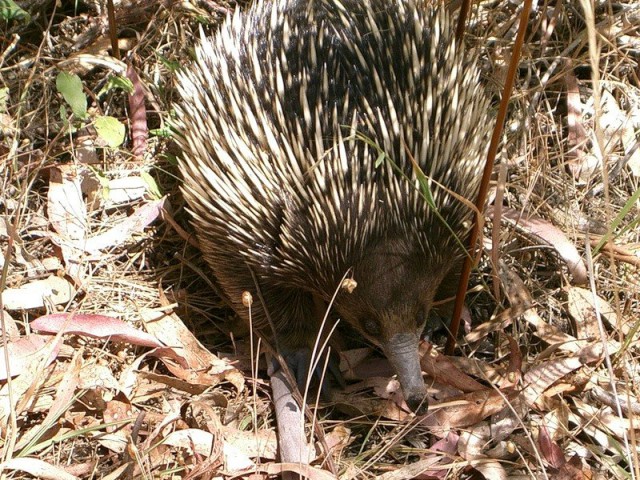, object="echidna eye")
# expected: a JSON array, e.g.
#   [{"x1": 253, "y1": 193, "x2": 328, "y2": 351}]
[{"x1": 362, "y1": 318, "x2": 381, "y2": 336}]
